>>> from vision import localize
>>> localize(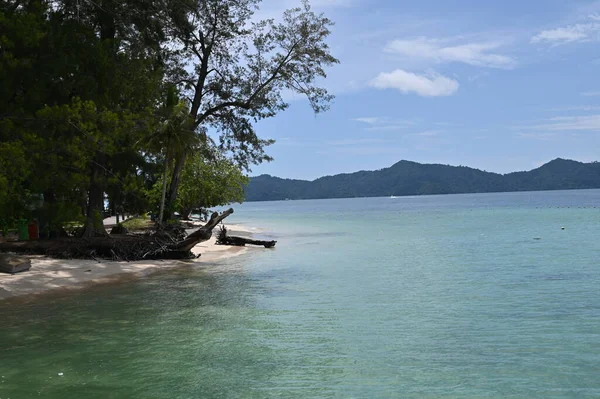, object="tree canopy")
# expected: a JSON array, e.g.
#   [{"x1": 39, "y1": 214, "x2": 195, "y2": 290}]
[{"x1": 0, "y1": 0, "x2": 338, "y2": 234}]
